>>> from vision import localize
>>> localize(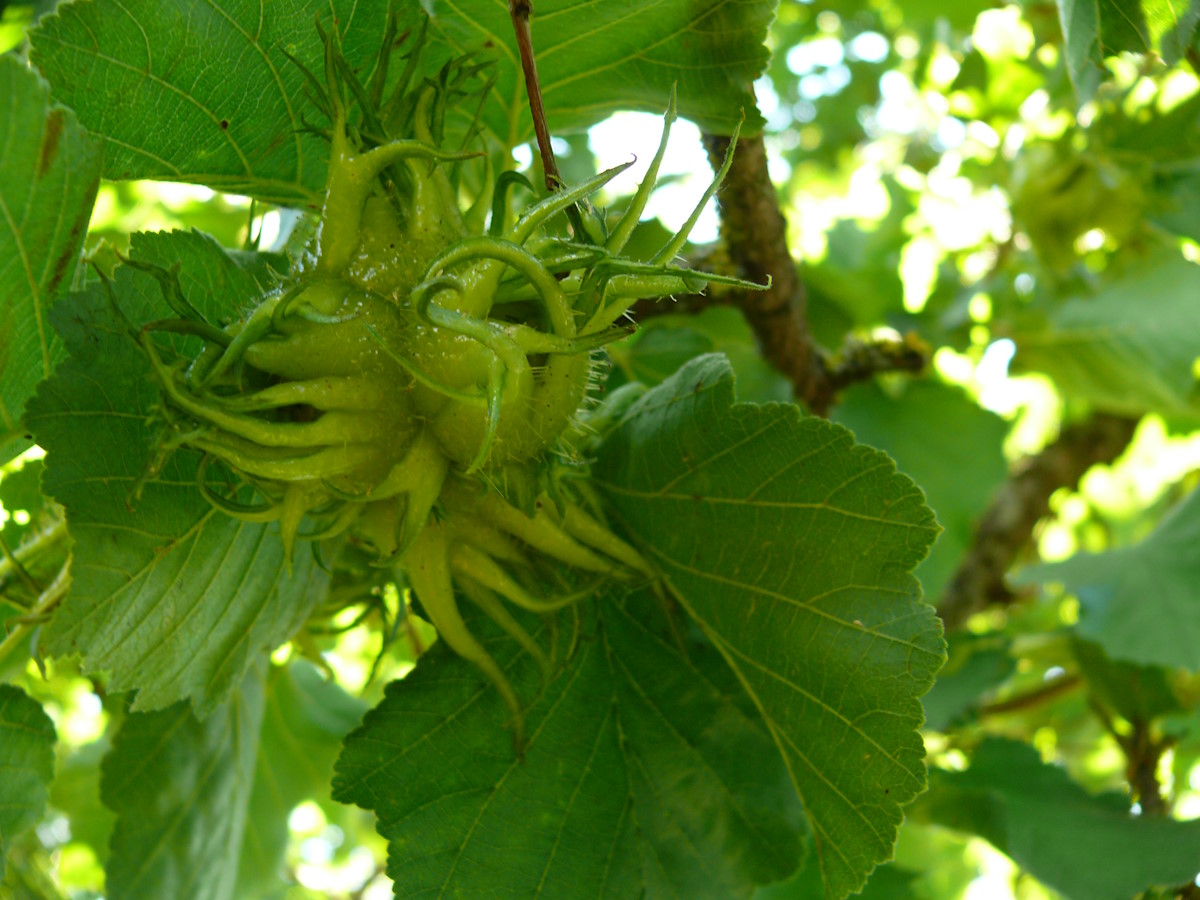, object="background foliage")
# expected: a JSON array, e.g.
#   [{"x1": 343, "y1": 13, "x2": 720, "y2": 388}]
[{"x1": 3, "y1": 0, "x2": 1200, "y2": 898}]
